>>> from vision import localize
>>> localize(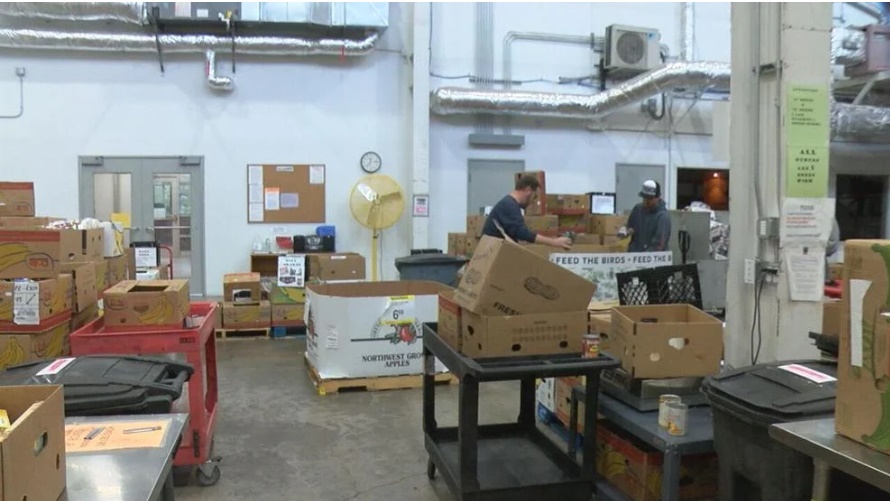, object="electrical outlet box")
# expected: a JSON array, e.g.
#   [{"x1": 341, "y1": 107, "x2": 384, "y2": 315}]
[
  {"x1": 744, "y1": 258, "x2": 757, "y2": 285},
  {"x1": 757, "y1": 217, "x2": 779, "y2": 240}
]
